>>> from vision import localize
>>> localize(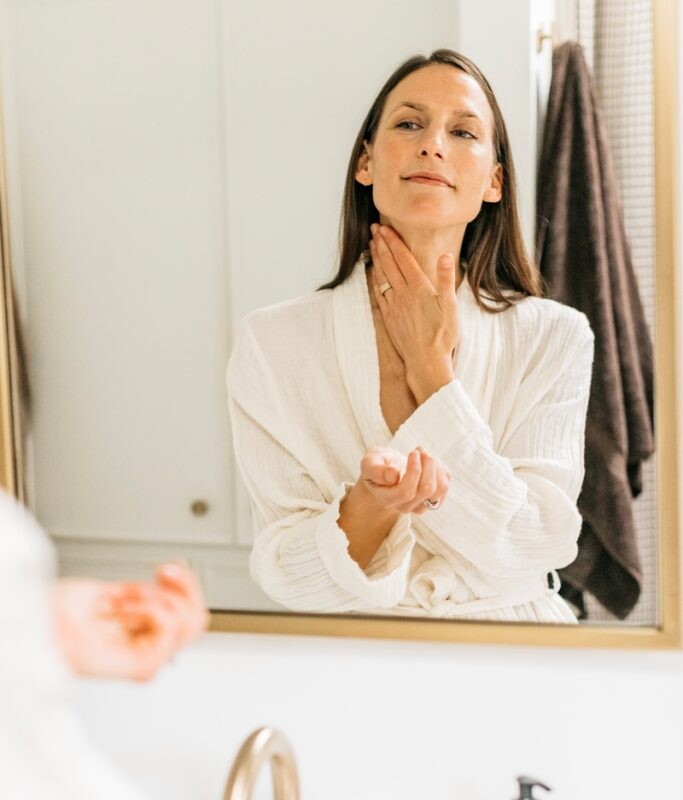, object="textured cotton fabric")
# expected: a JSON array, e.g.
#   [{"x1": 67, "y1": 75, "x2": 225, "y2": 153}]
[
  {"x1": 0, "y1": 490, "x2": 148, "y2": 800},
  {"x1": 226, "y1": 256, "x2": 595, "y2": 623}
]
